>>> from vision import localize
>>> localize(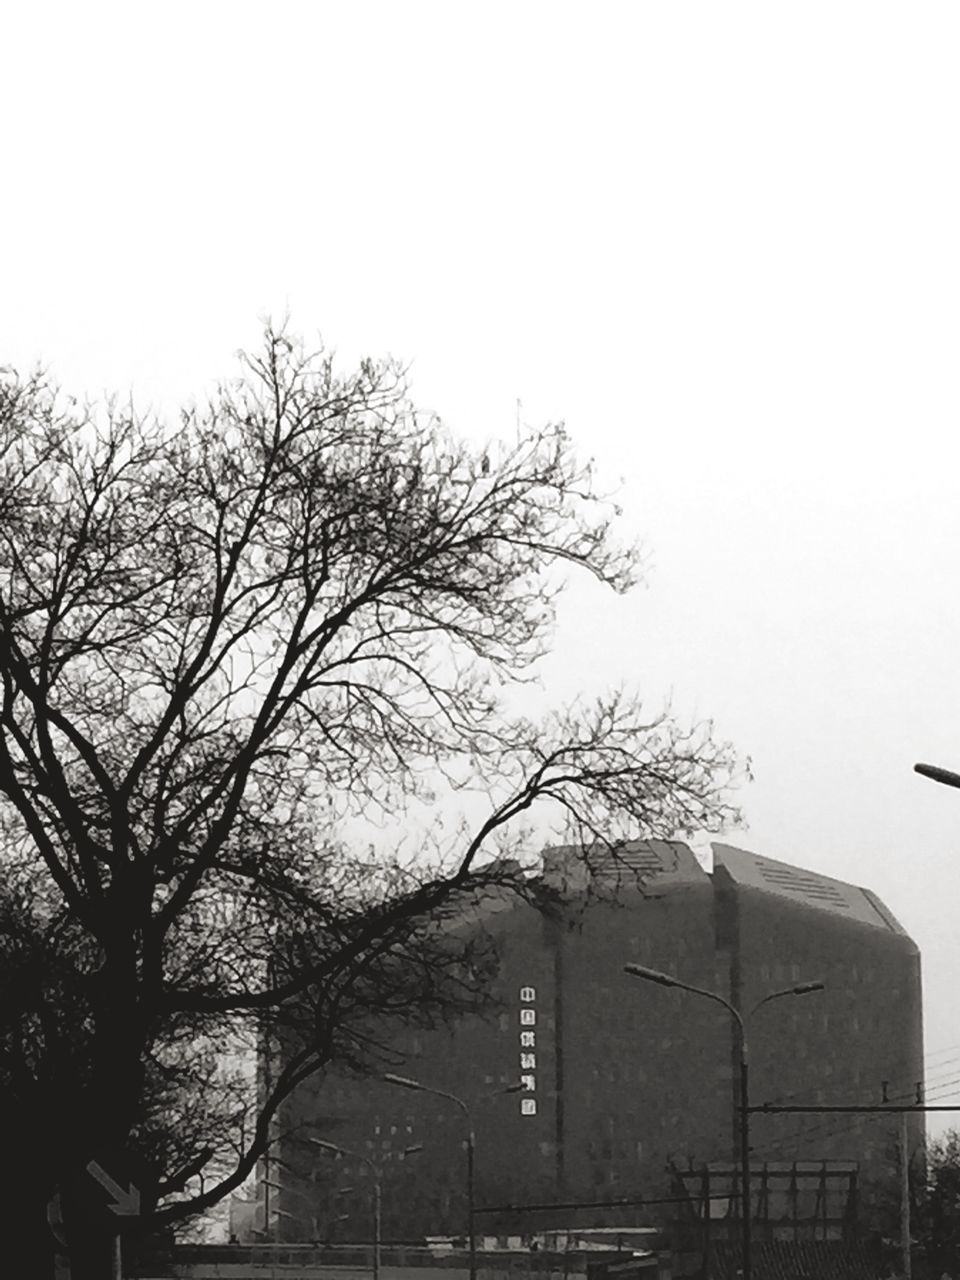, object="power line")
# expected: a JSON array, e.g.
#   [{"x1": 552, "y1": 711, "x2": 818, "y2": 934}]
[
  {"x1": 749, "y1": 1080, "x2": 956, "y2": 1162},
  {"x1": 757, "y1": 1048, "x2": 960, "y2": 1112},
  {"x1": 751, "y1": 1105, "x2": 960, "y2": 1114},
  {"x1": 749, "y1": 1079, "x2": 930, "y2": 1159}
]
